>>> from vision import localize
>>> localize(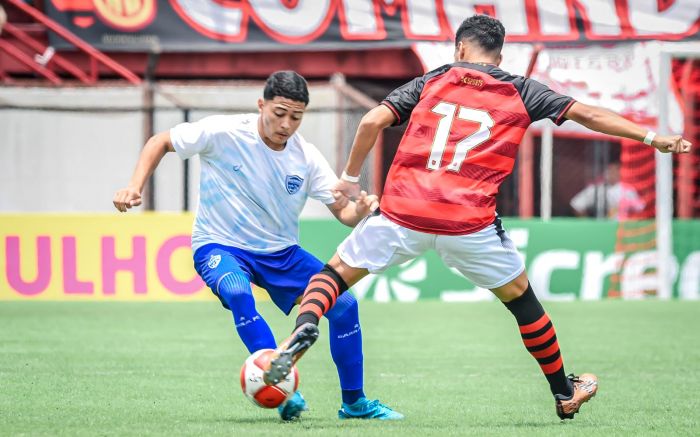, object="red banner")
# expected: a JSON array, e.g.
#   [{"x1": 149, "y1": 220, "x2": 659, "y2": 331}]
[{"x1": 46, "y1": 1, "x2": 700, "y2": 52}]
